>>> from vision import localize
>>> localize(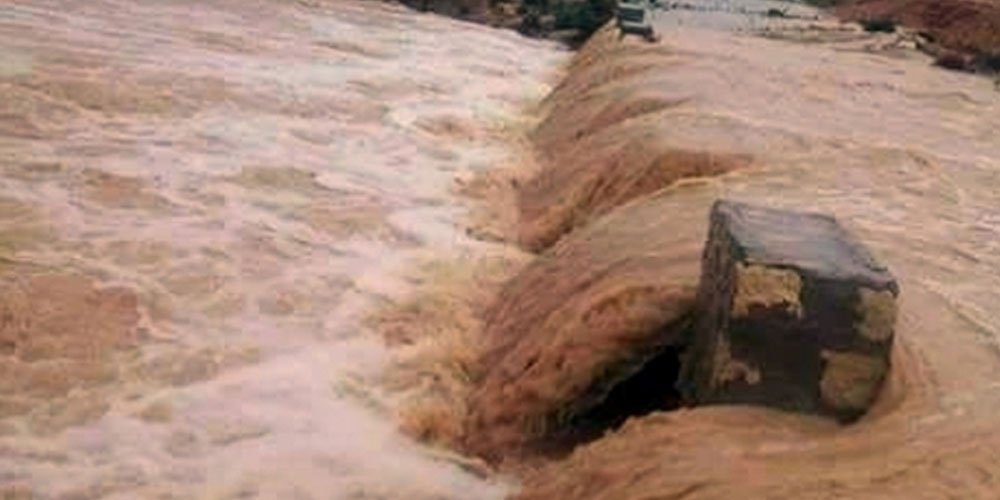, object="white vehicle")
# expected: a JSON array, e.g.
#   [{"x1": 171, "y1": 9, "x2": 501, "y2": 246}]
[{"x1": 616, "y1": 0, "x2": 657, "y2": 41}]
